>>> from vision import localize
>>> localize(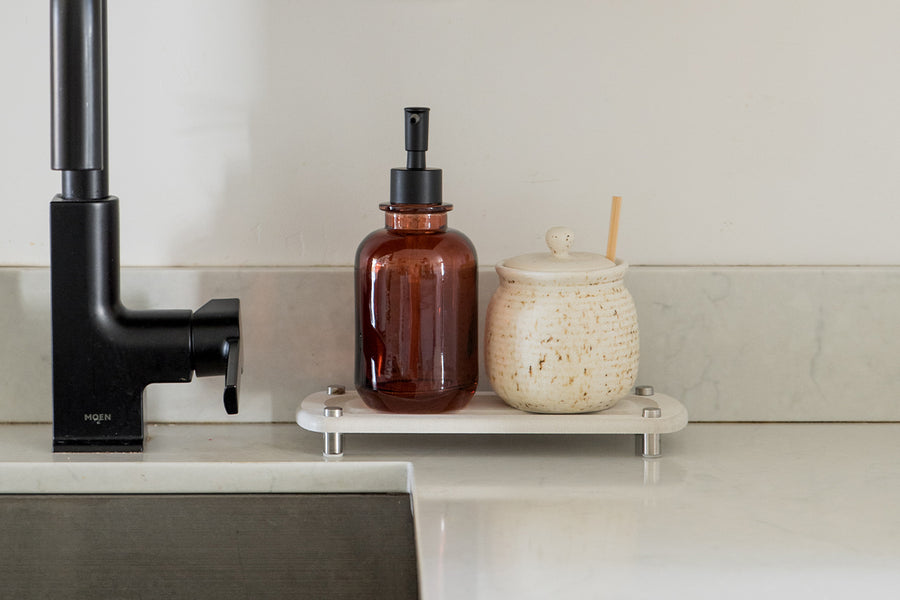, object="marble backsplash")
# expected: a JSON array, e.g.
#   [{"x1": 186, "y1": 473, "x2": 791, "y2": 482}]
[{"x1": 2, "y1": 266, "x2": 897, "y2": 423}]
